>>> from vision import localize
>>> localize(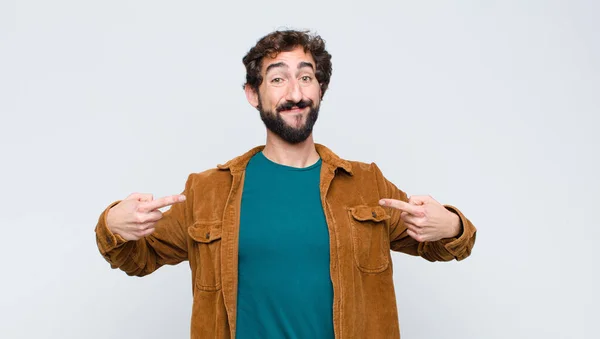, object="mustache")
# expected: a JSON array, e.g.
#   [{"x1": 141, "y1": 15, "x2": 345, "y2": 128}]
[{"x1": 276, "y1": 99, "x2": 314, "y2": 113}]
